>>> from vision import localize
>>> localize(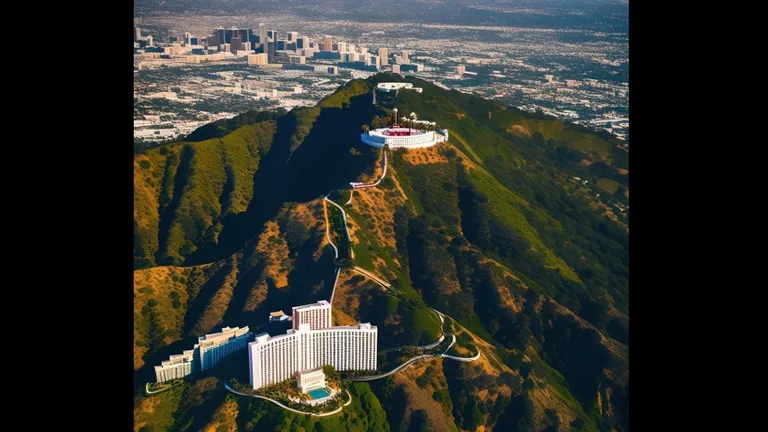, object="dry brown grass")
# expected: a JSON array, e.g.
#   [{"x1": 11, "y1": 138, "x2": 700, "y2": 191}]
[
  {"x1": 349, "y1": 173, "x2": 407, "y2": 252},
  {"x1": 242, "y1": 279, "x2": 269, "y2": 312},
  {"x1": 529, "y1": 384, "x2": 578, "y2": 430},
  {"x1": 506, "y1": 124, "x2": 532, "y2": 138},
  {"x1": 392, "y1": 373, "x2": 459, "y2": 432},
  {"x1": 332, "y1": 270, "x2": 385, "y2": 321},
  {"x1": 202, "y1": 397, "x2": 239, "y2": 432},
  {"x1": 134, "y1": 265, "x2": 209, "y2": 370},
  {"x1": 255, "y1": 221, "x2": 291, "y2": 288},
  {"x1": 400, "y1": 146, "x2": 449, "y2": 166},
  {"x1": 133, "y1": 391, "x2": 169, "y2": 431},
  {"x1": 478, "y1": 258, "x2": 531, "y2": 313},
  {"x1": 192, "y1": 258, "x2": 239, "y2": 335},
  {"x1": 332, "y1": 307, "x2": 359, "y2": 326}
]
